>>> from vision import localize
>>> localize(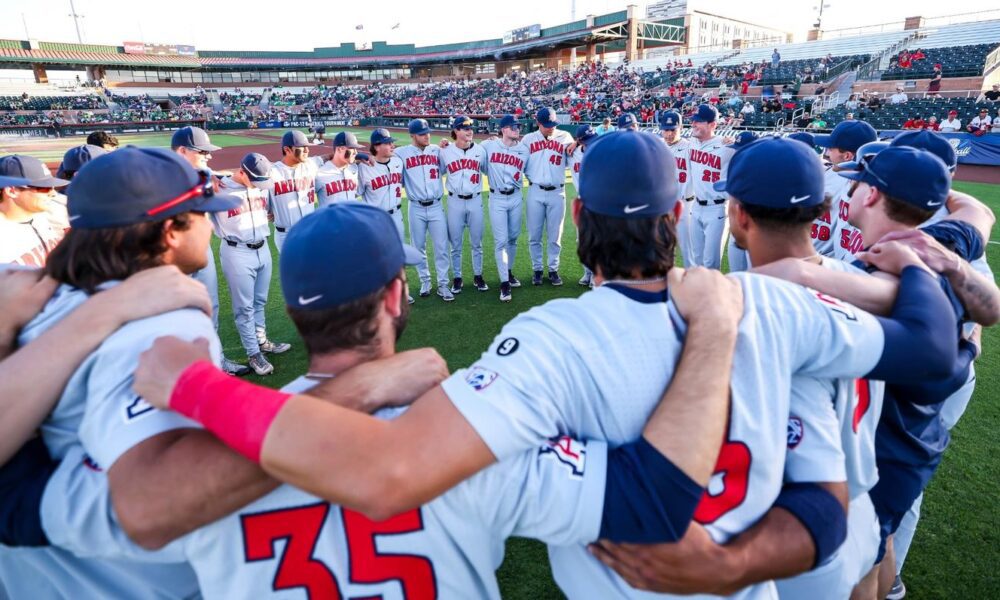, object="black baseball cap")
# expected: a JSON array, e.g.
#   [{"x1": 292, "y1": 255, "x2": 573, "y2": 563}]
[
  {"x1": 171, "y1": 126, "x2": 220, "y2": 152},
  {"x1": 0, "y1": 155, "x2": 70, "y2": 188}
]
